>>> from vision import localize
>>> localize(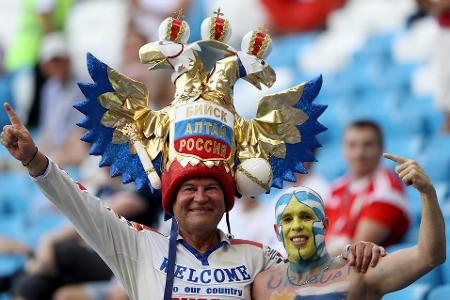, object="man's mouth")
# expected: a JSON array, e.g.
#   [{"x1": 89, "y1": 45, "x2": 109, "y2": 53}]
[
  {"x1": 290, "y1": 235, "x2": 309, "y2": 247},
  {"x1": 189, "y1": 208, "x2": 212, "y2": 213}
]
